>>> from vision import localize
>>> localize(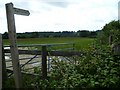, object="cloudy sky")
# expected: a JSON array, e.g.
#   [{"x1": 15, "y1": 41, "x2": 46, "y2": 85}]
[{"x1": 0, "y1": 0, "x2": 119, "y2": 33}]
